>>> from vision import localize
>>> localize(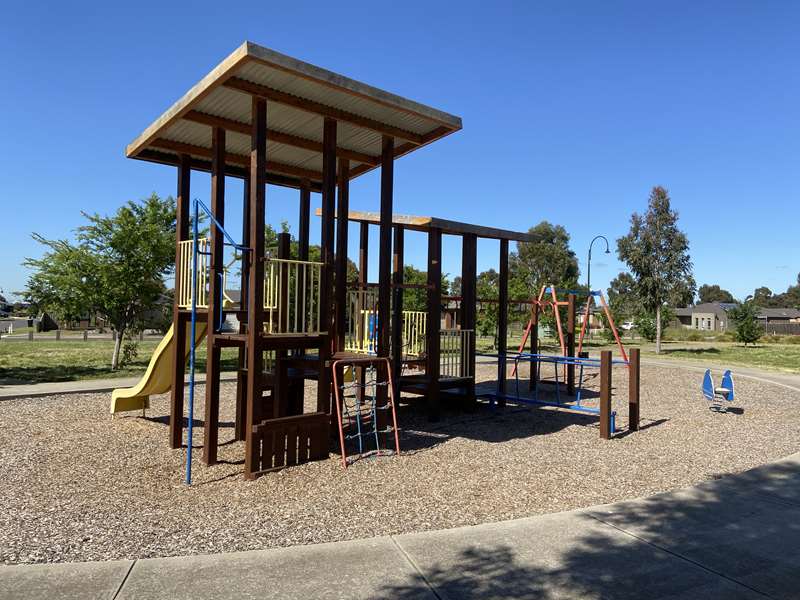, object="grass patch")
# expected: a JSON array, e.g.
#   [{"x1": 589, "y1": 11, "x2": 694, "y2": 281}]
[
  {"x1": 0, "y1": 340, "x2": 239, "y2": 385},
  {"x1": 644, "y1": 343, "x2": 800, "y2": 374}
]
